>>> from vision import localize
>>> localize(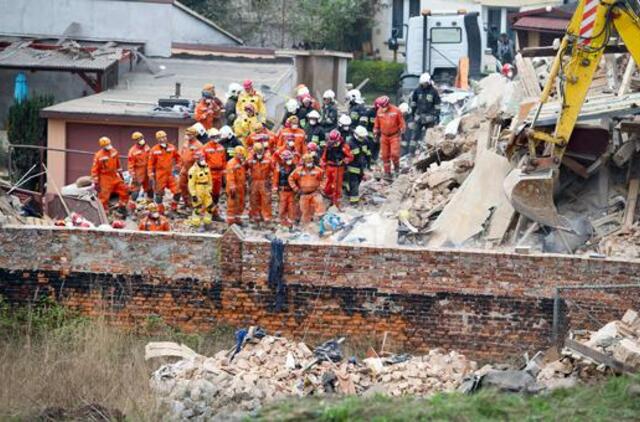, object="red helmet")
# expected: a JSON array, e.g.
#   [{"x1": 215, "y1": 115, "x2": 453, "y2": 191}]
[
  {"x1": 307, "y1": 142, "x2": 318, "y2": 152},
  {"x1": 243, "y1": 79, "x2": 253, "y2": 90},
  {"x1": 501, "y1": 63, "x2": 514, "y2": 78},
  {"x1": 281, "y1": 150, "x2": 294, "y2": 162},
  {"x1": 375, "y1": 96, "x2": 390, "y2": 108},
  {"x1": 328, "y1": 129, "x2": 343, "y2": 145},
  {"x1": 111, "y1": 220, "x2": 126, "y2": 229},
  {"x1": 300, "y1": 94, "x2": 312, "y2": 105}
]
